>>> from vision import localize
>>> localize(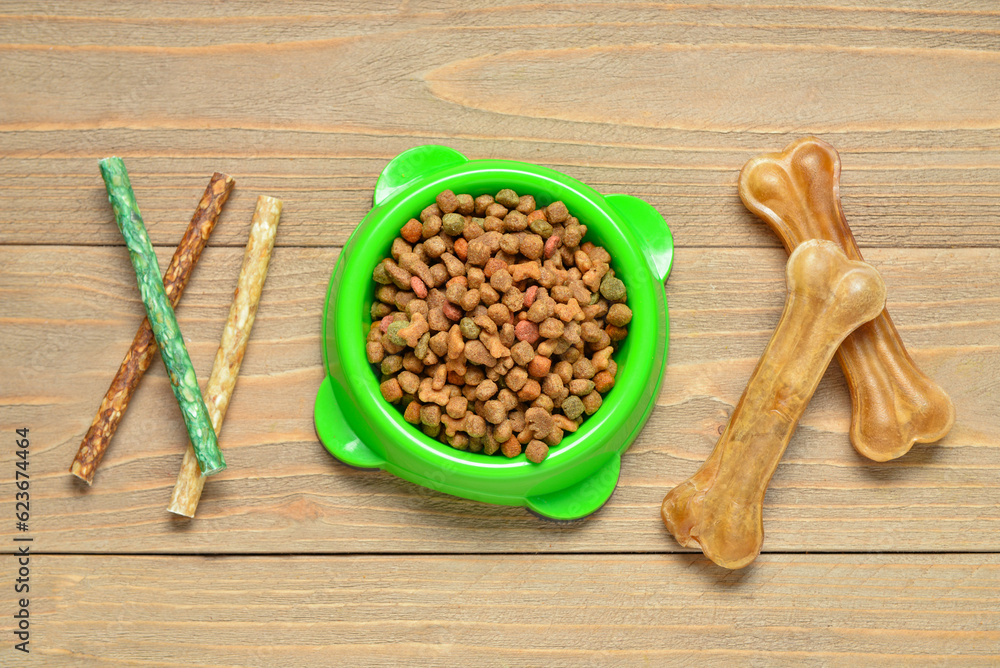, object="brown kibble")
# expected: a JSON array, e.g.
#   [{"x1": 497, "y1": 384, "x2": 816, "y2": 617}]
[
  {"x1": 518, "y1": 234, "x2": 543, "y2": 260},
  {"x1": 581, "y1": 321, "x2": 603, "y2": 343},
  {"x1": 476, "y1": 379, "x2": 498, "y2": 401},
  {"x1": 421, "y1": 203, "x2": 442, "y2": 222},
  {"x1": 490, "y1": 267, "x2": 513, "y2": 293},
  {"x1": 424, "y1": 235, "x2": 447, "y2": 259},
  {"x1": 483, "y1": 399, "x2": 507, "y2": 424},
  {"x1": 403, "y1": 400, "x2": 422, "y2": 424},
  {"x1": 544, "y1": 426, "x2": 564, "y2": 447},
  {"x1": 503, "y1": 210, "x2": 529, "y2": 232},
  {"x1": 539, "y1": 317, "x2": 565, "y2": 339},
  {"x1": 501, "y1": 437, "x2": 522, "y2": 458},
  {"x1": 485, "y1": 202, "x2": 509, "y2": 219},
  {"x1": 398, "y1": 371, "x2": 421, "y2": 396},
  {"x1": 366, "y1": 339, "x2": 387, "y2": 365},
  {"x1": 525, "y1": 407, "x2": 554, "y2": 440},
  {"x1": 546, "y1": 201, "x2": 569, "y2": 223},
  {"x1": 593, "y1": 370, "x2": 615, "y2": 393},
  {"x1": 606, "y1": 324, "x2": 628, "y2": 342},
  {"x1": 484, "y1": 215, "x2": 504, "y2": 232},
  {"x1": 465, "y1": 414, "x2": 487, "y2": 438},
  {"x1": 525, "y1": 439, "x2": 549, "y2": 463},
  {"x1": 467, "y1": 238, "x2": 490, "y2": 266},
  {"x1": 474, "y1": 194, "x2": 495, "y2": 216},
  {"x1": 380, "y1": 378, "x2": 403, "y2": 403},
  {"x1": 510, "y1": 262, "x2": 541, "y2": 282},
  {"x1": 456, "y1": 193, "x2": 475, "y2": 215},
  {"x1": 593, "y1": 346, "x2": 614, "y2": 371},
  {"x1": 607, "y1": 303, "x2": 632, "y2": 327},
  {"x1": 420, "y1": 403, "x2": 441, "y2": 427},
  {"x1": 464, "y1": 339, "x2": 497, "y2": 367},
  {"x1": 505, "y1": 340, "x2": 531, "y2": 366},
  {"x1": 436, "y1": 189, "x2": 460, "y2": 214},
  {"x1": 573, "y1": 358, "x2": 596, "y2": 380},
  {"x1": 582, "y1": 390, "x2": 603, "y2": 415},
  {"x1": 446, "y1": 396, "x2": 468, "y2": 419},
  {"x1": 422, "y1": 214, "x2": 442, "y2": 239},
  {"x1": 517, "y1": 379, "x2": 542, "y2": 402},
  {"x1": 460, "y1": 289, "x2": 482, "y2": 312},
  {"x1": 479, "y1": 284, "x2": 500, "y2": 306},
  {"x1": 569, "y1": 378, "x2": 595, "y2": 396}
]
